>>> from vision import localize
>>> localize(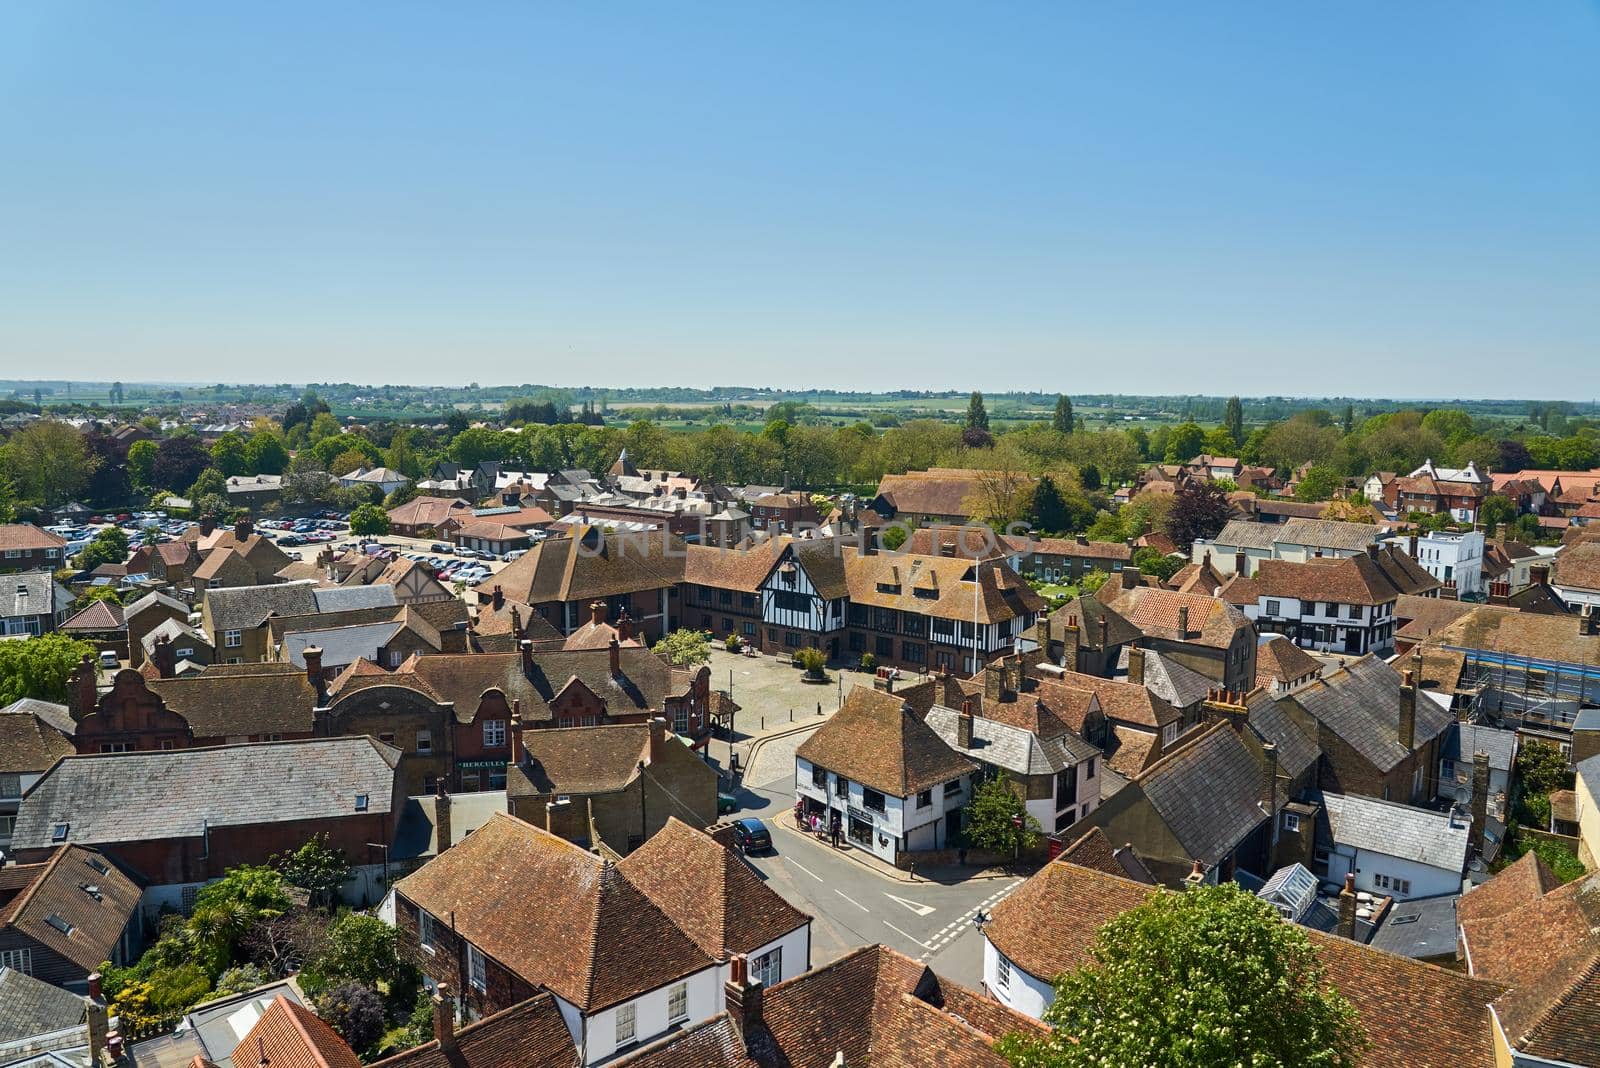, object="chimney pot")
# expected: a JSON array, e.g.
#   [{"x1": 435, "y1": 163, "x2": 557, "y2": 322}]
[
  {"x1": 432, "y1": 983, "x2": 456, "y2": 1051},
  {"x1": 1127, "y1": 646, "x2": 1146, "y2": 686},
  {"x1": 1338, "y1": 873, "x2": 1358, "y2": 939},
  {"x1": 724, "y1": 954, "x2": 763, "y2": 1047},
  {"x1": 590, "y1": 600, "x2": 606, "y2": 626},
  {"x1": 609, "y1": 635, "x2": 621, "y2": 677},
  {"x1": 1177, "y1": 605, "x2": 1190, "y2": 640},
  {"x1": 234, "y1": 517, "x2": 252, "y2": 542},
  {"x1": 434, "y1": 779, "x2": 452, "y2": 853},
  {"x1": 520, "y1": 637, "x2": 533, "y2": 676},
  {"x1": 491, "y1": 584, "x2": 504, "y2": 611}
]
